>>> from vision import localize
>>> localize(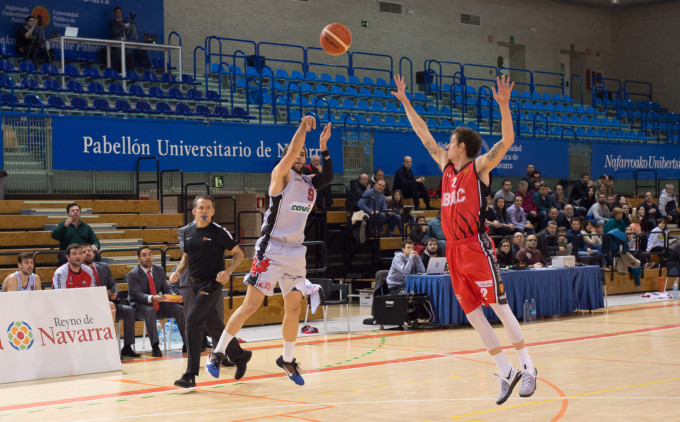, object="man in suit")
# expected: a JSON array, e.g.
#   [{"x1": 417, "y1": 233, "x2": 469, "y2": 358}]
[
  {"x1": 82, "y1": 245, "x2": 139, "y2": 358},
  {"x1": 127, "y1": 246, "x2": 186, "y2": 357}
]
